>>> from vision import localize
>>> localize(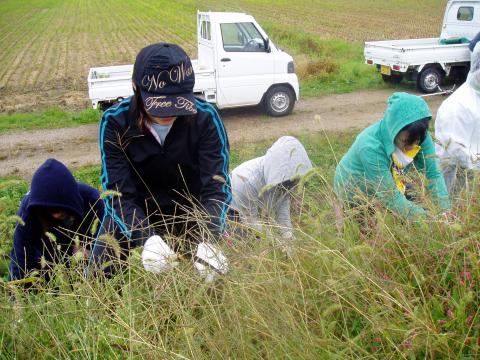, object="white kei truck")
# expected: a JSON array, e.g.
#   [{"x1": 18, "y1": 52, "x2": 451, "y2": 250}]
[
  {"x1": 87, "y1": 12, "x2": 299, "y2": 117},
  {"x1": 364, "y1": 0, "x2": 480, "y2": 93}
]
